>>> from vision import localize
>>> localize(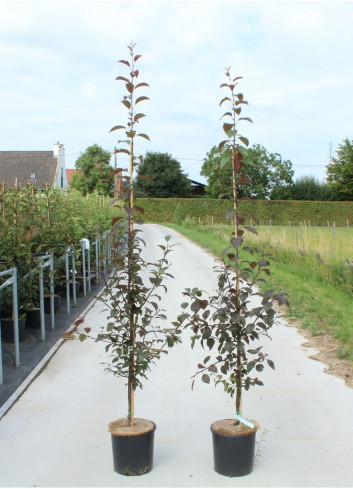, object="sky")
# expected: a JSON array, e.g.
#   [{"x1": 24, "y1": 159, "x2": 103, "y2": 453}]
[{"x1": 1, "y1": 0, "x2": 353, "y2": 184}]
